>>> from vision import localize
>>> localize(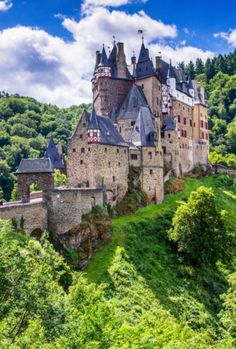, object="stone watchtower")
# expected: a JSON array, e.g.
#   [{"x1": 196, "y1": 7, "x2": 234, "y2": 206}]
[
  {"x1": 16, "y1": 158, "x2": 54, "y2": 204},
  {"x1": 92, "y1": 42, "x2": 133, "y2": 116}
]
